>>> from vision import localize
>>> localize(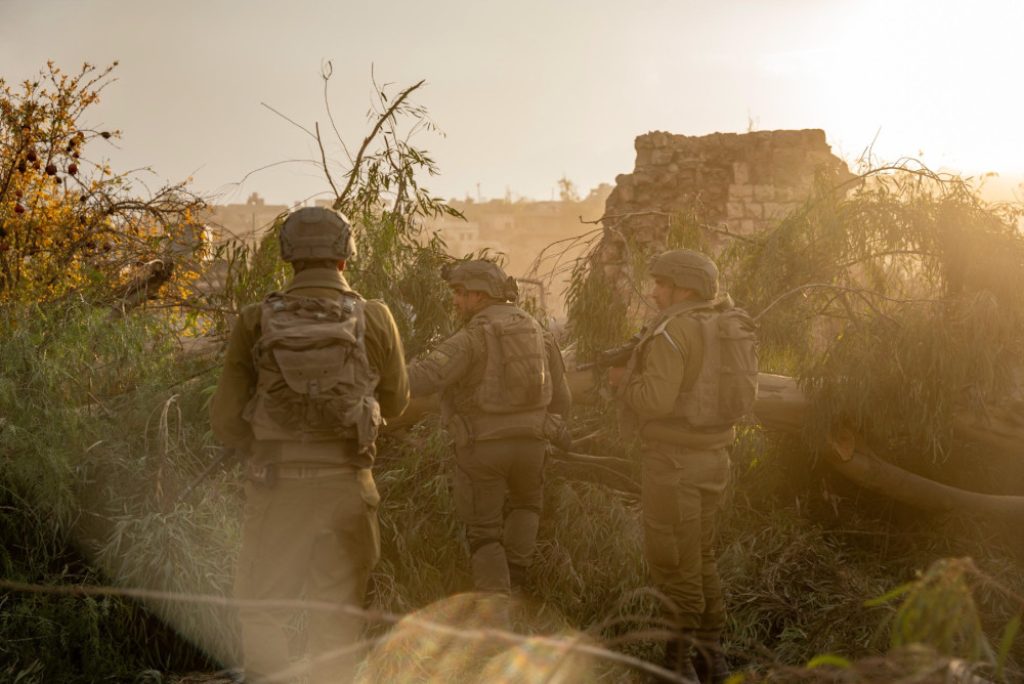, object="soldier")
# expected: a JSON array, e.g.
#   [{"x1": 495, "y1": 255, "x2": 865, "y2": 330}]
[
  {"x1": 608, "y1": 249, "x2": 757, "y2": 684},
  {"x1": 408, "y1": 260, "x2": 571, "y2": 601},
  {"x1": 210, "y1": 207, "x2": 409, "y2": 684}
]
